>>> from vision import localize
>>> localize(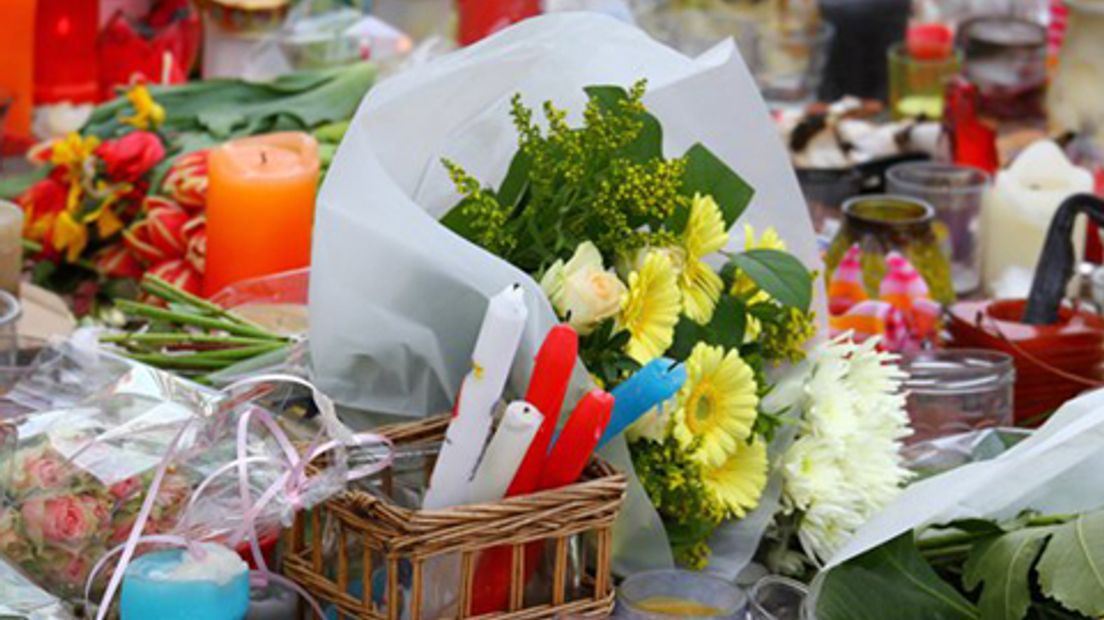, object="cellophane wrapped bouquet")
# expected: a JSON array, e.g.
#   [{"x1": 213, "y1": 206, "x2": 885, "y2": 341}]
[
  {"x1": 439, "y1": 81, "x2": 817, "y2": 567},
  {"x1": 0, "y1": 349, "x2": 359, "y2": 606}
]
